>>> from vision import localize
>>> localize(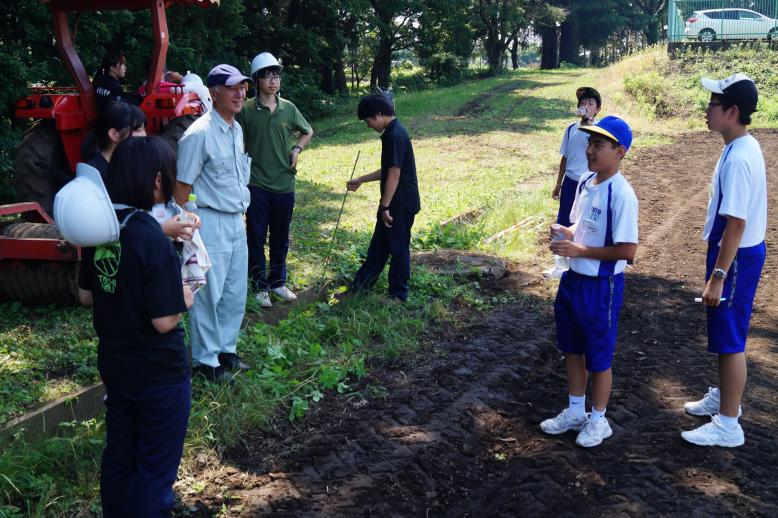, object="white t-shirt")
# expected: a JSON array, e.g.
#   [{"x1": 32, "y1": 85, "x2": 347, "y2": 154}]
[
  {"x1": 569, "y1": 172, "x2": 639, "y2": 277},
  {"x1": 559, "y1": 121, "x2": 593, "y2": 181},
  {"x1": 702, "y1": 134, "x2": 767, "y2": 248}
]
